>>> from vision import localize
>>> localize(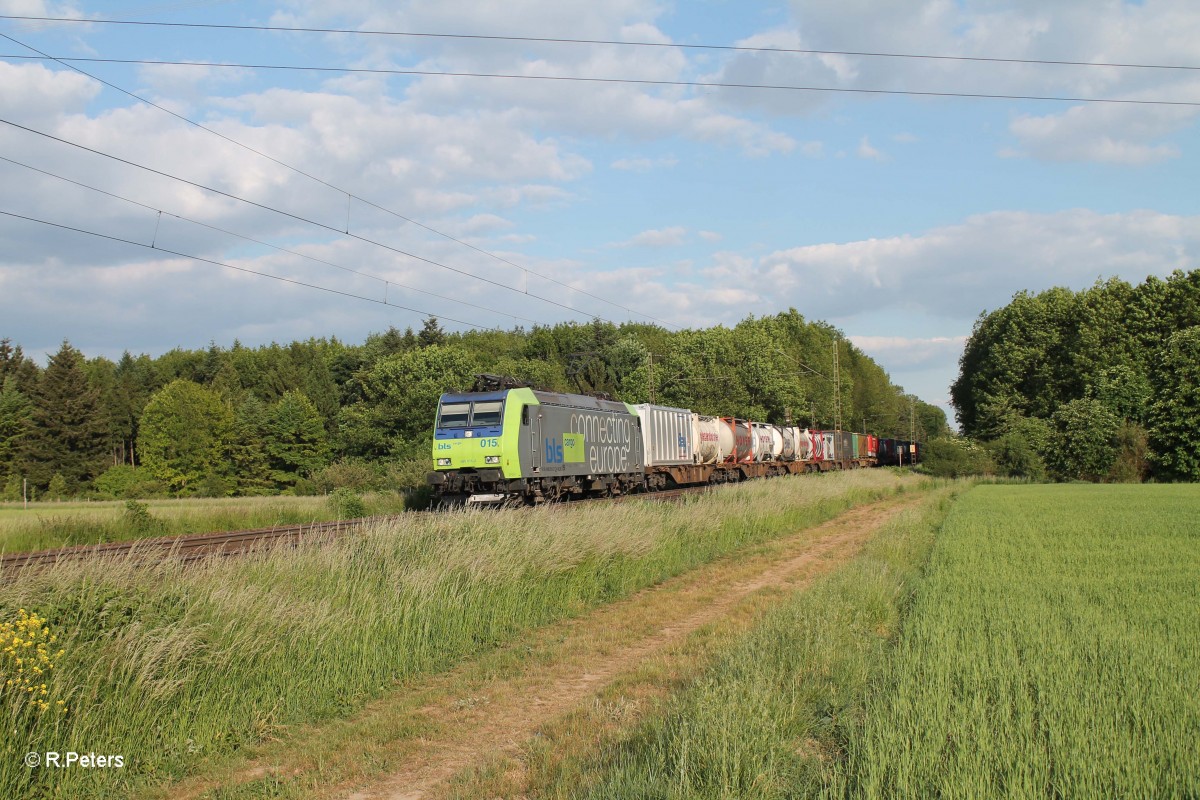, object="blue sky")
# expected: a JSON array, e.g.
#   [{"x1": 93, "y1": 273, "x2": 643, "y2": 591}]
[{"x1": 1, "y1": 0, "x2": 1198, "y2": 426}]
